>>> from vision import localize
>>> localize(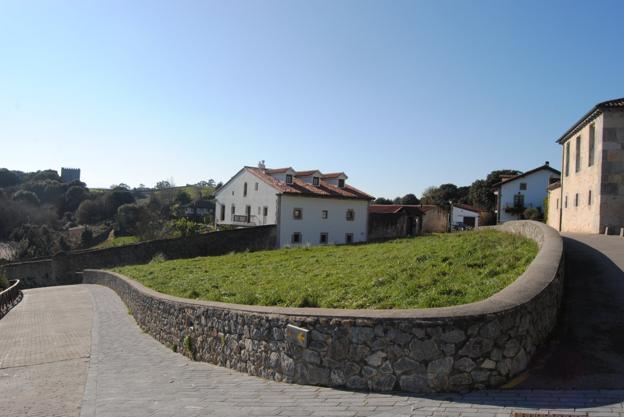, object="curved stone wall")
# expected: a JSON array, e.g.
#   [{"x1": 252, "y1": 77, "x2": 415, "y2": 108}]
[{"x1": 83, "y1": 220, "x2": 564, "y2": 392}]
